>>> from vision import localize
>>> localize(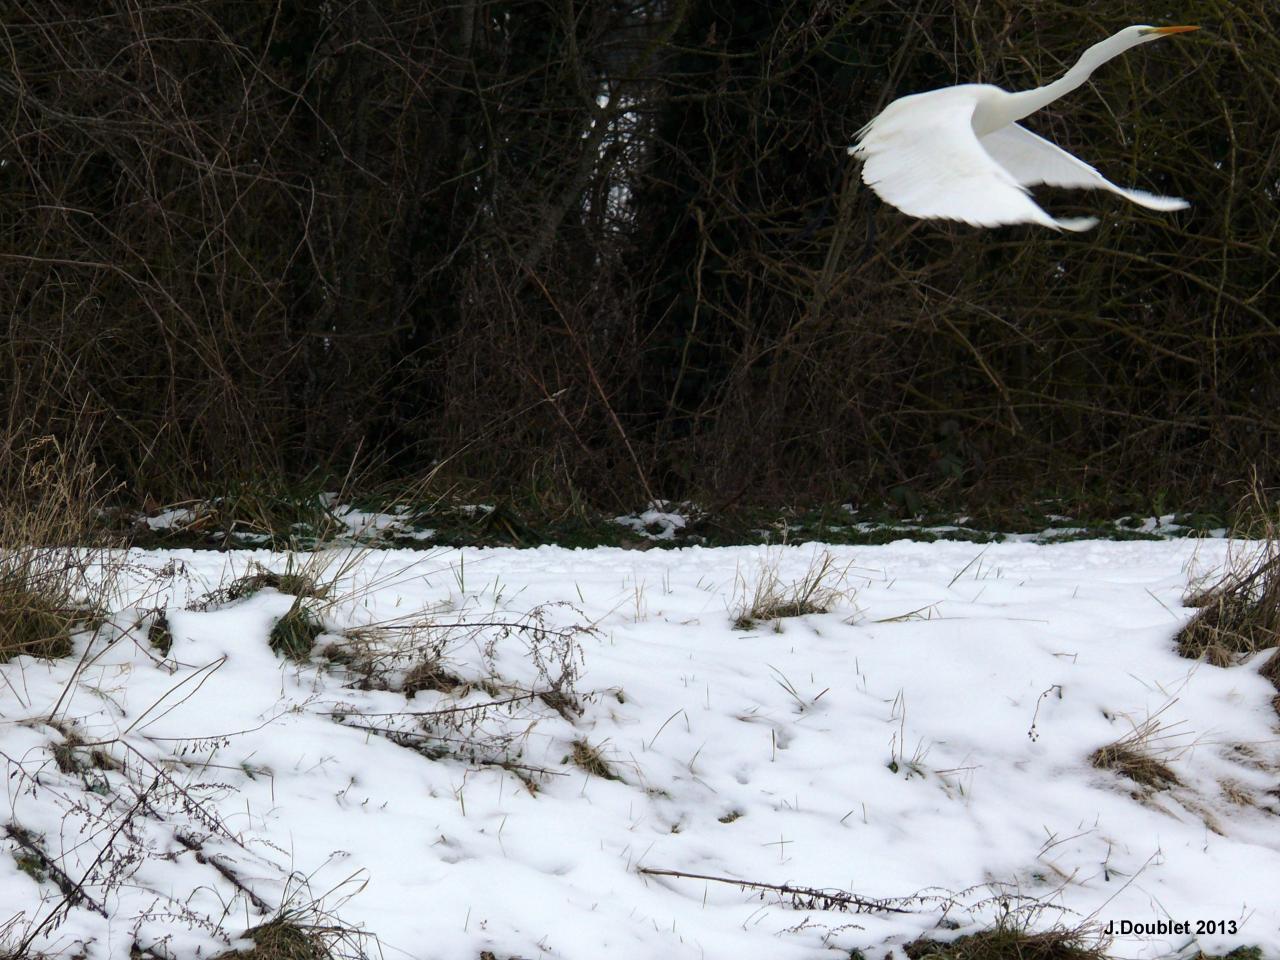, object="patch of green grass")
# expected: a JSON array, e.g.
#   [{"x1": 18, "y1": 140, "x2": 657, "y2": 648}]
[
  {"x1": 14, "y1": 849, "x2": 47, "y2": 884},
  {"x1": 1037, "y1": 527, "x2": 1161, "y2": 544},
  {"x1": 389, "y1": 500, "x2": 639, "y2": 550},
  {"x1": 115, "y1": 477, "x2": 1244, "y2": 551},
  {"x1": 1170, "y1": 511, "x2": 1229, "y2": 535},
  {"x1": 147, "y1": 610, "x2": 173, "y2": 655},
  {"x1": 137, "y1": 476, "x2": 345, "y2": 549},
  {"x1": 6, "y1": 825, "x2": 50, "y2": 886},
  {"x1": 213, "y1": 921, "x2": 330, "y2": 960},
  {"x1": 269, "y1": 601, "x2": 324, "y2": 661}
]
